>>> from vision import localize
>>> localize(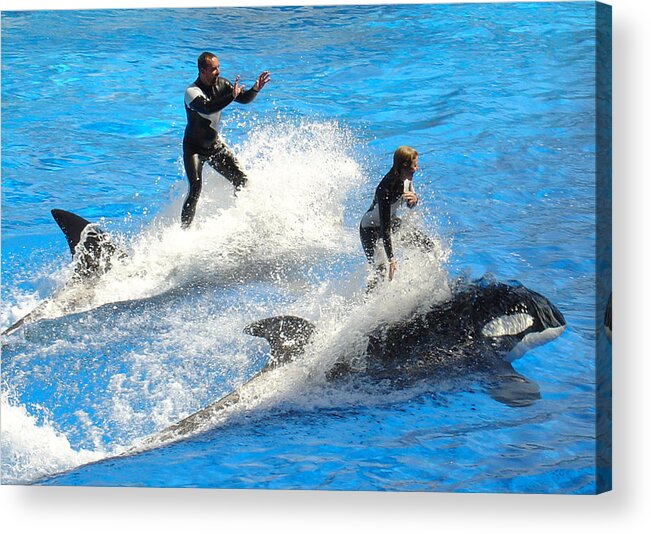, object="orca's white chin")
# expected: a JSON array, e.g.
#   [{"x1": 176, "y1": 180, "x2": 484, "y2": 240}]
[{"x1": 506, "y1": 325, "x2": 566, "y2": 361}]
